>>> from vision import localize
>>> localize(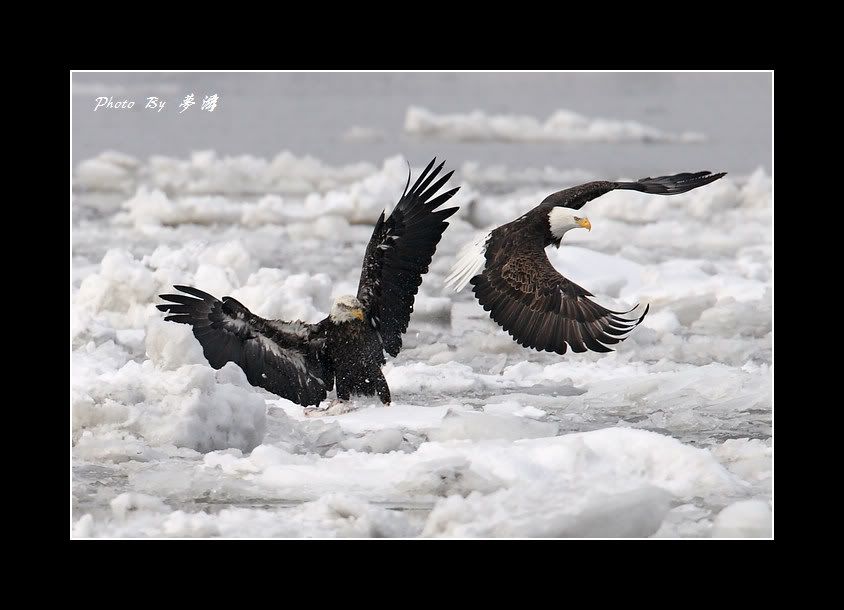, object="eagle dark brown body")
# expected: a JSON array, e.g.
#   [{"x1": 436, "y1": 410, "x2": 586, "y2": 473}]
[
  {"x1": 448, "y1": 171, "x2": 727, "y2": 355},
  {"x1": 158, "y1": 158, "x2": 459, "y2": 407},
  {"x1": 324, "y1": 316, "x2": 390, "y2": 404}
]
